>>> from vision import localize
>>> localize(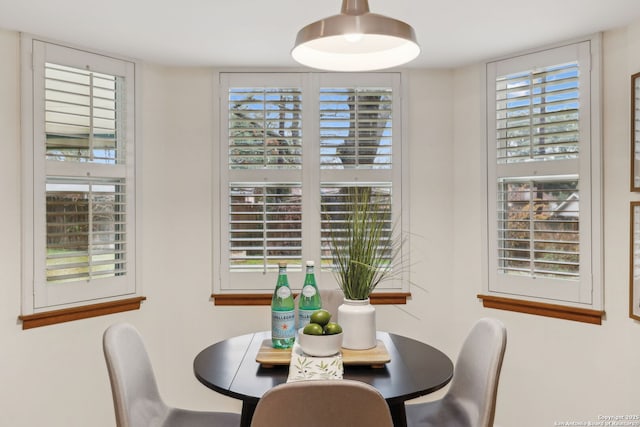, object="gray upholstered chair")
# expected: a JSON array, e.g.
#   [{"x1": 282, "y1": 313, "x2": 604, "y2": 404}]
[
  {"x1": 103, "y1": 323, "x2": 240, "y2": 427},
  {"x1": 405, "y1": 318, "x2": 507, "y2": 427},
  {"x1": 250, "y1": 379, "x2": 393, "y2": 427}
]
